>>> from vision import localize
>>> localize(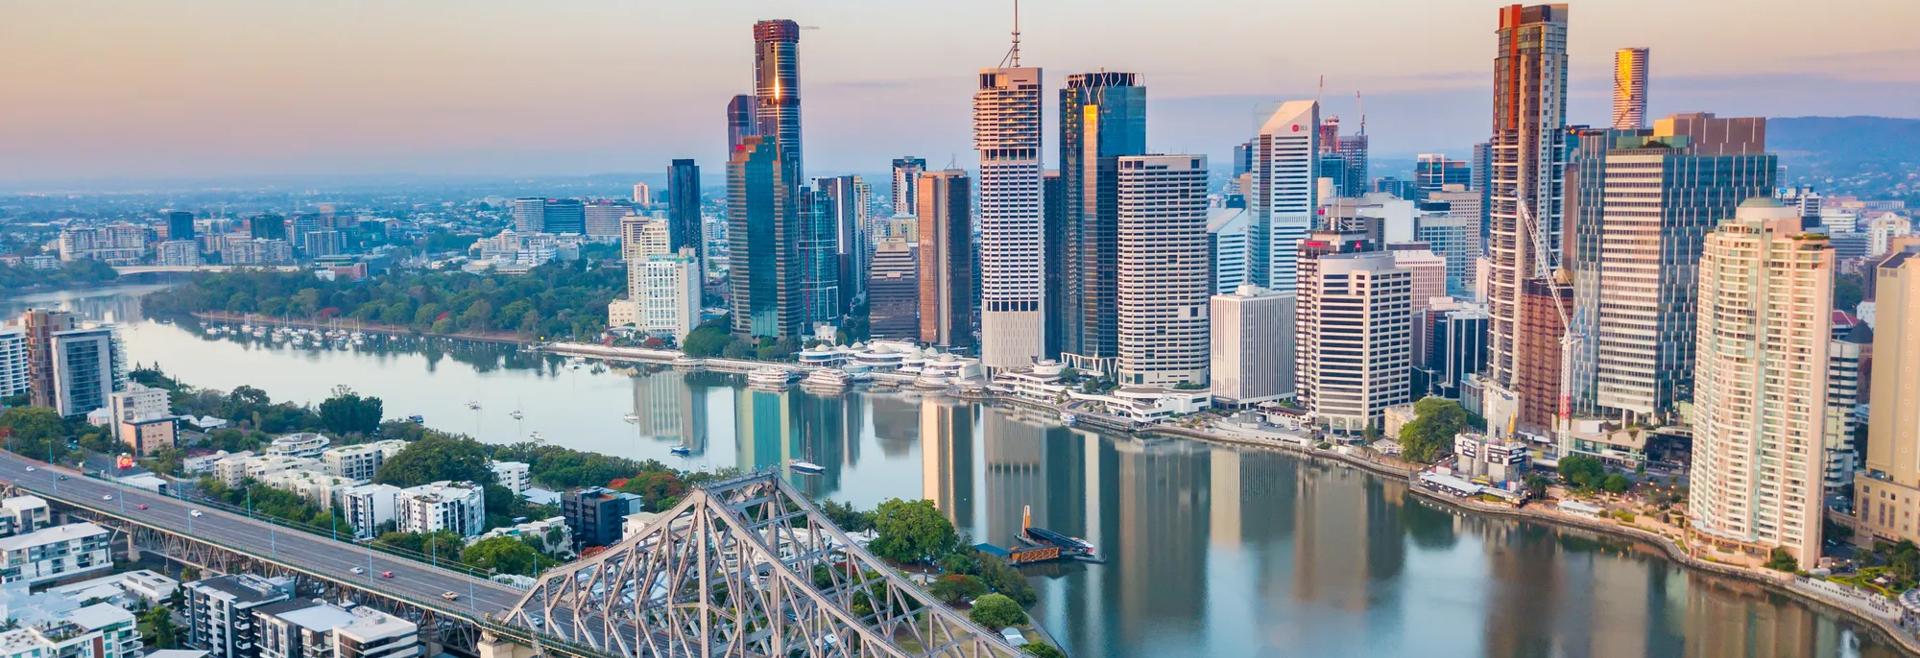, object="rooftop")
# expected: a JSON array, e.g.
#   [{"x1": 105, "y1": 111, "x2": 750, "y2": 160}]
[{"x1": 0, "y1": 522, "x2": 108, "y2": 551}]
